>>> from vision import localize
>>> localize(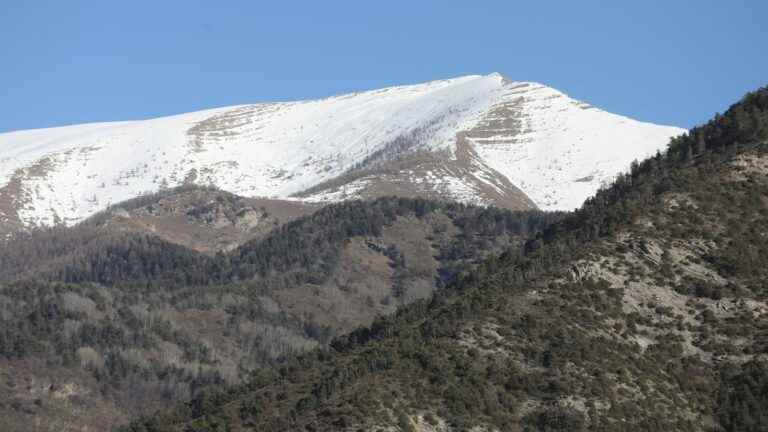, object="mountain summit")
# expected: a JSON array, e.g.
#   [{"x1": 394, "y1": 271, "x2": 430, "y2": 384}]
[{"x1": 0, "y1": 74, "x2": 683, "y2": 231}]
